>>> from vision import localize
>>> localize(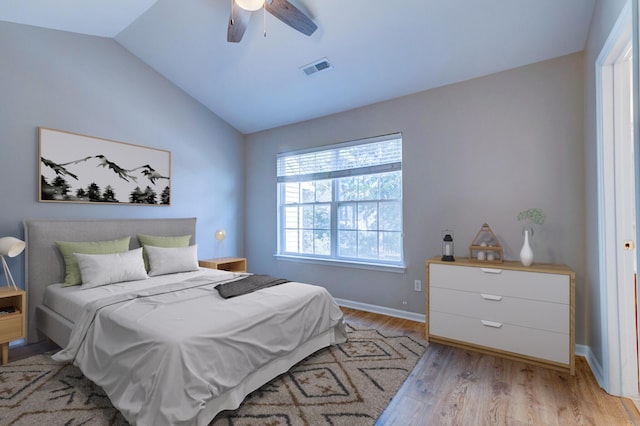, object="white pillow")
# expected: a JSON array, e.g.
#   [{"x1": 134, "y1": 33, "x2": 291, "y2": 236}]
[
  {"x1": 146, "y1": 244, "x2": 199, "y2": 277},
  {"x1": 75, "y1": 248, "x2": 148, "y2": 289}
]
